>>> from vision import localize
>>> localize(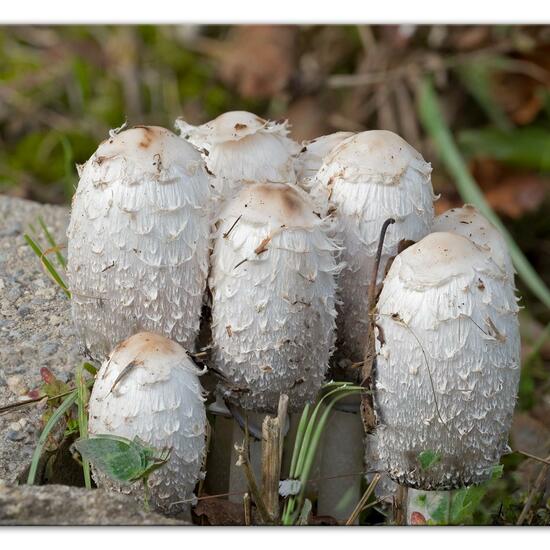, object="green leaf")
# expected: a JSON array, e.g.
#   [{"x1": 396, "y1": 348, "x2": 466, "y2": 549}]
[
  {"x1": 458, "y1": 126, "x2": 550, "y2": 171},
  {"x1": 418, "y1": 450, "x2": 442, "y2": 471},
  {"x1": 73, "y1": 435, "x2": 170, "y2": 484}
]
